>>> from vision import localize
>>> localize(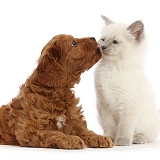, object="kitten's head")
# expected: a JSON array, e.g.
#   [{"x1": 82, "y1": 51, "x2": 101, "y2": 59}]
[{"x1": 99, "y1": 15, "x2": 145, "y2": 62}]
